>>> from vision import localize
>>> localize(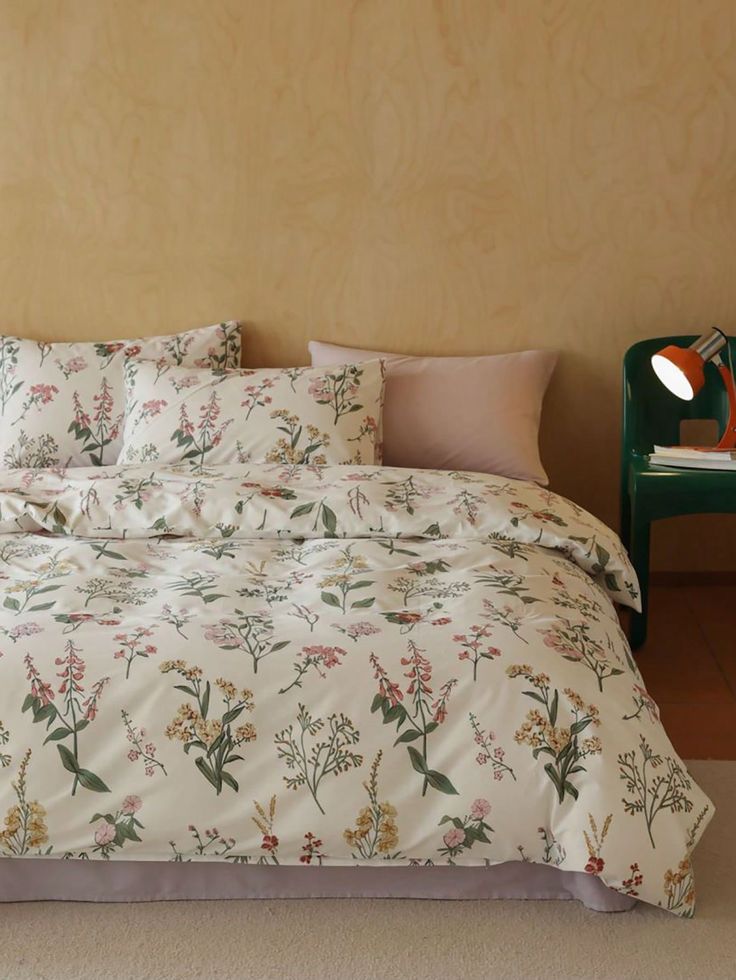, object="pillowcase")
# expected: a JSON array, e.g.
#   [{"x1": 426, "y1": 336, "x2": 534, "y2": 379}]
[
  {"x1": 0, "y1": 322, "x2": 242, "y2": 469},
  {"x1": 308, "y1": 340, "x2": 557, "y2": 484},
  {"x1": 117, "y1": 359, "x2": 385, "y2": 468}
]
